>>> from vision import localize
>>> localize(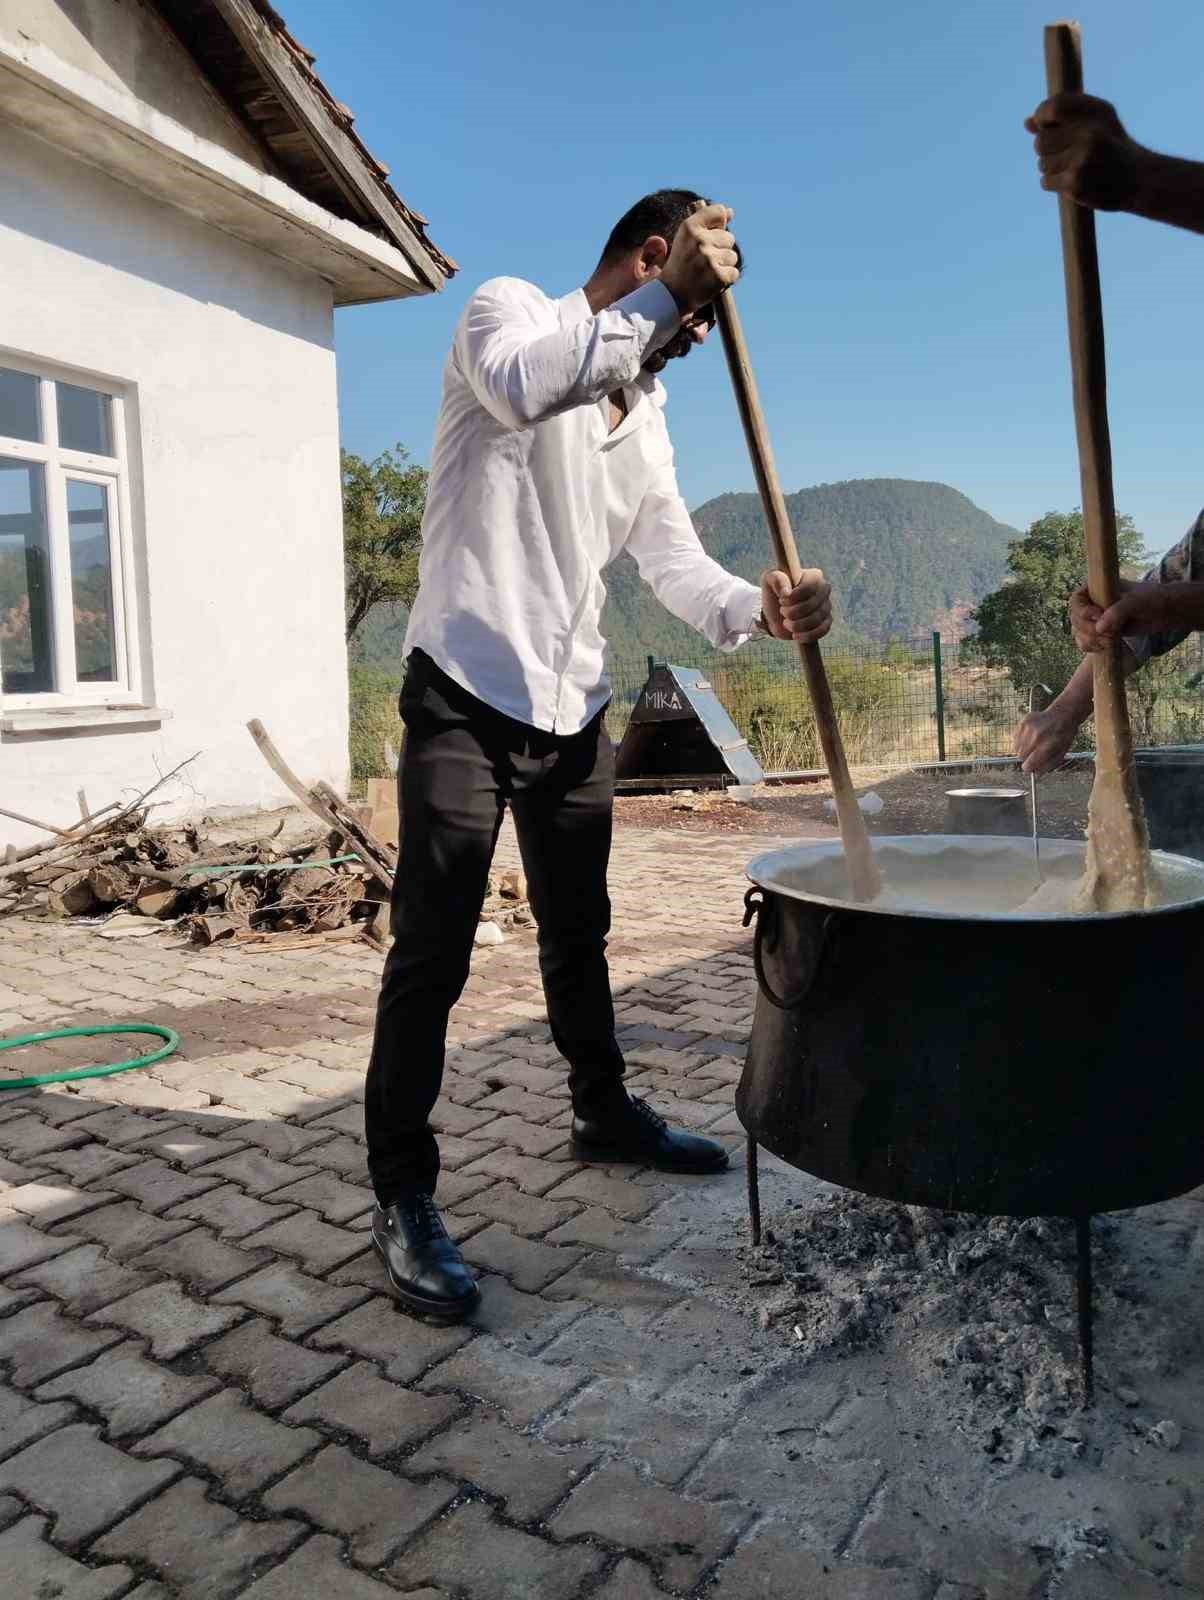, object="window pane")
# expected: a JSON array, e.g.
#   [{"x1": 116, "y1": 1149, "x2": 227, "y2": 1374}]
[
  {"x1": 67, "y1": 480, "x2": 117, "y2": 683},
  {"x1": 0, "y1": 367, "x2": 40, "y2": 443},
  {"x1": 57, "y1": 382, "x2": 113, "y2": 455},
  {"x1": 0, "y1": 460, "x2": 54, "y2": 693}
]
